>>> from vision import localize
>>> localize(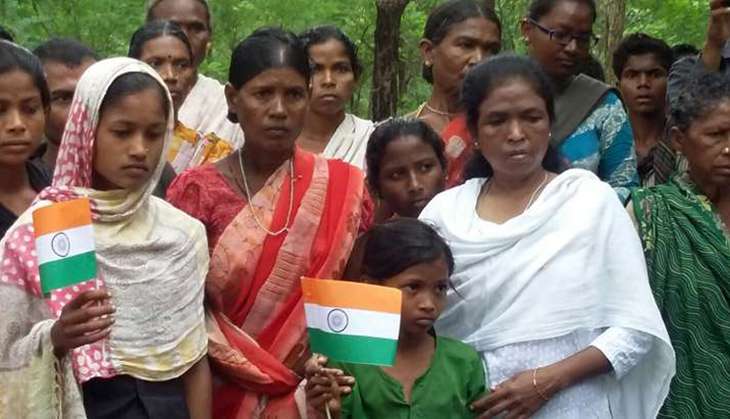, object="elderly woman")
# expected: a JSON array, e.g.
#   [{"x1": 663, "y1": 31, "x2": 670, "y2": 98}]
[
  {"x1": 630, "y1": 71, "x2": 730, "y2": 418},
  {"x1": 419, "y1": 54, "x2": 674, "y2": 418}
]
